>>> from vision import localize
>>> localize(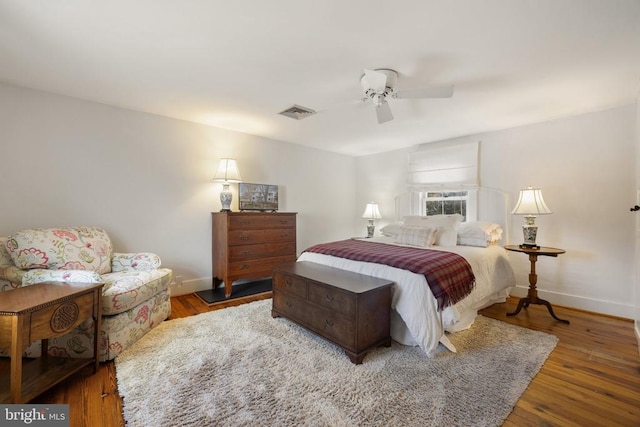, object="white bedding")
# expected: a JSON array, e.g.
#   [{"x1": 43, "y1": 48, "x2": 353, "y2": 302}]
[{"x1": 297, "y1": 236, "x2": 515, "y2": 356}]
